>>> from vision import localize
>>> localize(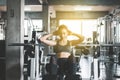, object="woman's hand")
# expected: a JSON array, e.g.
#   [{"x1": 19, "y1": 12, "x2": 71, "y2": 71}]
[{"x1": 53, "y1": 31, "x2": 58, "y2": 35}]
